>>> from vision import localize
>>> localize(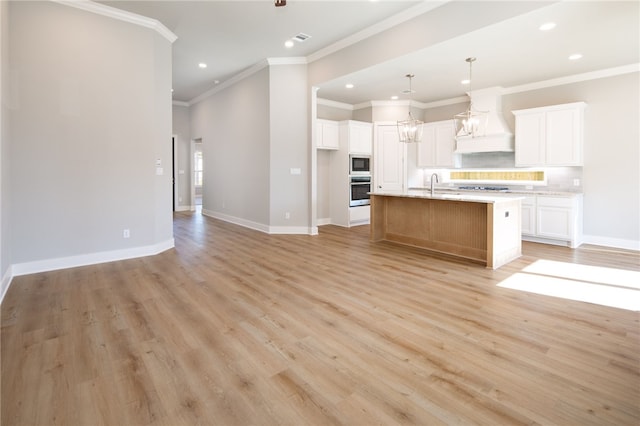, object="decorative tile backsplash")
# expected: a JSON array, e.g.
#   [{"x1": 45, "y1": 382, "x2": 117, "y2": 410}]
[{"x1": 450, "y1": 170, "x2": 545, "y2": 182}]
